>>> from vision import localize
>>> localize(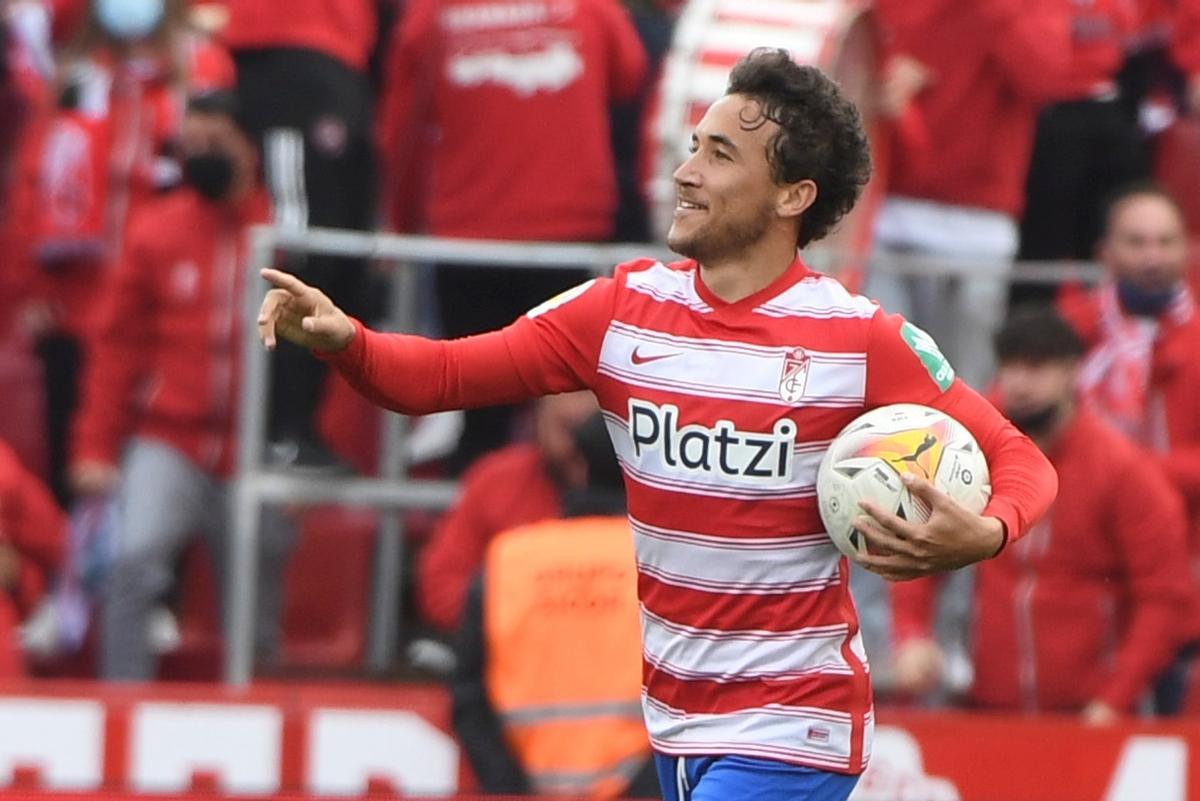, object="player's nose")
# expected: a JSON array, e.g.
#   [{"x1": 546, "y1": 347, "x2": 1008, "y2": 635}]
[{"x1": 673, "y1": 154, "x2": 702, "y2": 187}]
